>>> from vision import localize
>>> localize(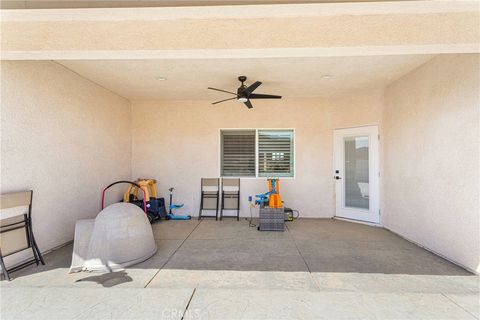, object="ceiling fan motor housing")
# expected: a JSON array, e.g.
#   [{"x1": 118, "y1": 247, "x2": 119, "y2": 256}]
[
  {"x1": 237, "y1": 76, "x2": 248, "y2": 96},
  {"x1": 208, "y1": 75, "x2": 281, "y2": 108},
  {"x1": 237, "y1": 87, "x2": 247, "y2": 96}
]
